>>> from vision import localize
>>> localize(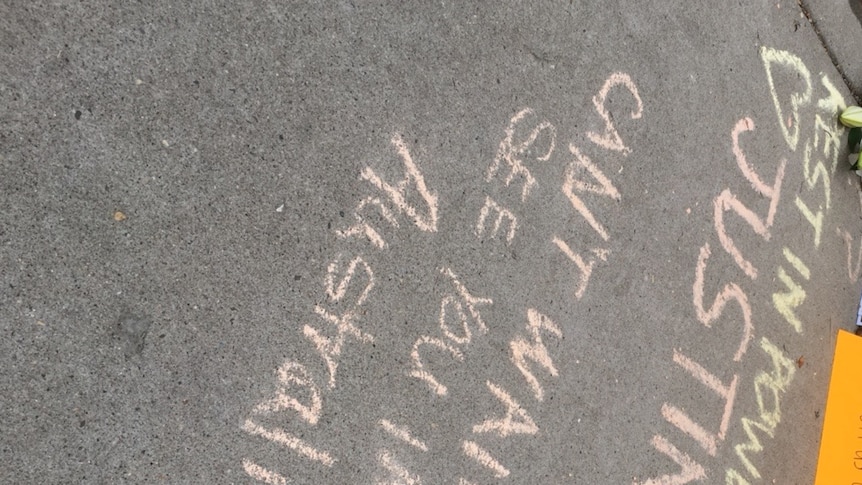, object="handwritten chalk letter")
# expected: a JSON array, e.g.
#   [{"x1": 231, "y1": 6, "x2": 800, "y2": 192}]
[
  {"x1": 439, "y1": 295, "x2": 473, "y2": 346},
  {"x1": 660, "y1": 350, "x2": 738, "y2": 457},
  {"x1": 475, "y1": 196, "x2": 518, "y2": 244},
  {"x1": 379, "y1": 419, "x2": 428, "y2": 452},
  {"x1": 586, "y1": 72, "x2": 644, "y2": 155},
  {"x1": 361, "y1": 133, "x2": 439, "y2": 232},
  {"x1": 794, "y1": 195, "x2": 824, "y2": 248},
  {"x1": 730, "y1": 337, "x2": 796, "y2": 481},
  {"x1": 302, "y1": 325, "x2": 343, "y2": 389},
  {"x1": 837, "y1": 192, "x2": 862, "y2": 281},
  {"x1": 462, "y1": 440, "x2": 510, "y2": 478},
  {"x1": 760, "y1": 46, "x2": 812, "y2": 151},
  {"x1": 408, "y1": 336, "x2": 465, "y2": 396},
  {"x1": 242, "y1": 419, "x2": 335, "y2": 467},
  {"x1": 376, "y1": 449, "x2": 422, "y2": 485},
  {"x1": 724, "y1": 468, "x2": 751, "y2": 485},
  {"x1": 318, "y1": 254, "x2": 376, "y2": 341},
  {"x1": 324, "y1": 254, "x2": 375, "y2": 306},
  {"x1": 760, "y1": 47, "x2": 812, "y2": 151},
  {"x1": 510, "y1": 309, "x2": 562, "y2": 402},
  {"x1": 733, "y1": 118, "x2": 786, "y2": 232},
  {"x1": 759, "y1": 336, "x2": 796, "y2": 397},
  {"x1": 634, "y1": 435, "x2": 707, "y2": 485},
  {"x1": 253, "y1": 361, "x2": 322, "y2": 425},
  {"x1": 714, "y1": 118, "x2": 786, "y2": 279},
  {"x1": 713, "y1": 118, "x2": 786, "y2": 280},
  {"x1": 472, "y1": 381, "x2": 538, "y2": 437},
  {"x1": 486, "y1": 108, "x2": 556, "y2": 201},
  {"x1": 242, "y1": 459, "x2": 287, "y2": 485},
  {"x1": 441, "y1": 267, "x2": 493, "y2": 335},
  {"x1": 838, "y1": 226, "x2": 862, "y2": 282},
  {"x1": 801, "y1": 139, "x2": 831, "y2": 210},
  {"x1": 773, "y1": 248, "x2": 809, "y2": 335},
  {"x1": 304, "y1": 253, "x2": 376, "y2": 388},
  {"x1": 733, "y1": 417, "x2": 773, "y2": 481},
  {"x1": 314, "y1": 302, "x2": 373, "y2": 344},
  {"x1": 818, "y1": 73, "x2": 845, "y2": 110},
  {"x1": 562, "y1": 143, "x2": 621, "y2": 242},
  {"x1": 692, "y1": 243, "x2": 753, "y2": 361},
  {"x1": 552, "y1": 237, "x2": 609, "y2": 300},
  {"x1": 713, "y1": 189, "x2": 771, "y2": 280},
  {"x1": 337, "y1": 197, "x2": 399, "y2": 249},
  {"x1": 815, "y1": 74, "x2": 846, "y2": 174}
]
